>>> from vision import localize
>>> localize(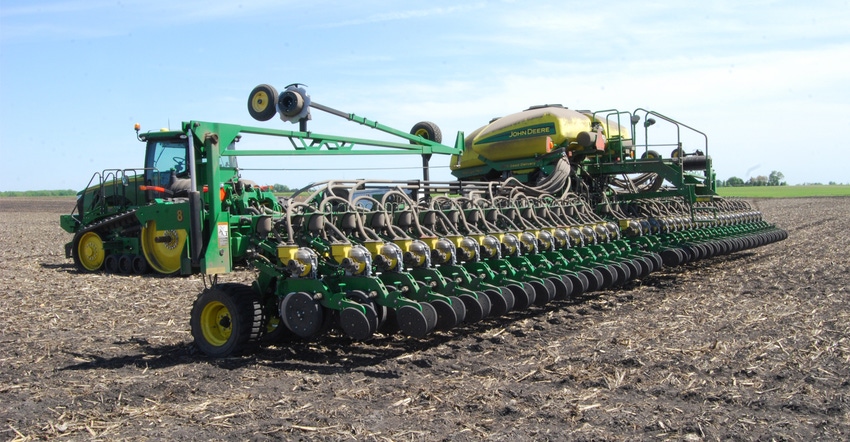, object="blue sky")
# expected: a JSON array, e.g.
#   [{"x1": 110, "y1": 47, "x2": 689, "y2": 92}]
[{"x1": 1, "y1": 0, "x2": 848, "y2": 191}]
